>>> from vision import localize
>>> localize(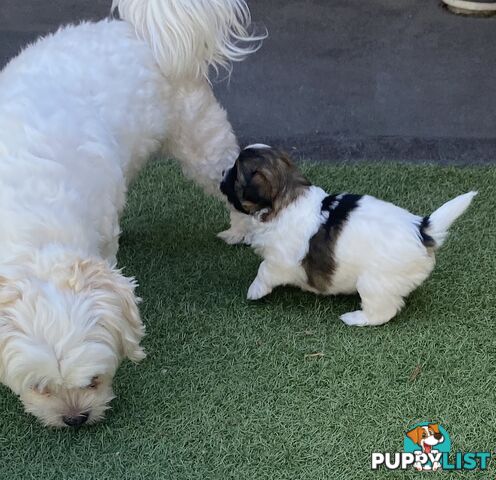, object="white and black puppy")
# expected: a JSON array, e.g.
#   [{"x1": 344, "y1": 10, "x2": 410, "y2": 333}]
[{"x1": 220, "y1": 146, "x2": 476, "y2": 326}]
